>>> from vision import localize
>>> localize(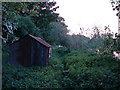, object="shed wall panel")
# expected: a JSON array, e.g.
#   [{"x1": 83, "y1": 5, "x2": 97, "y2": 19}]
[
  {"x1": 9, "y1": 35, "x2": 51, "y2": 67},
  {"x1": 31, "y1": 39, "x2": 49, "y2": 66},
  {"x1": 10, "y1": 39, "x2": 21, "y2": 65}
]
